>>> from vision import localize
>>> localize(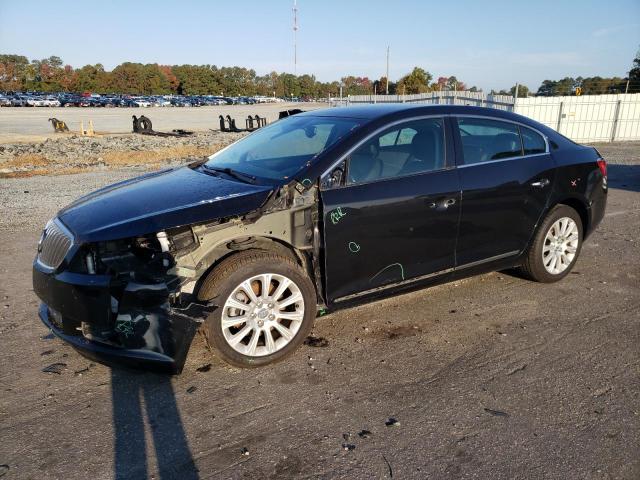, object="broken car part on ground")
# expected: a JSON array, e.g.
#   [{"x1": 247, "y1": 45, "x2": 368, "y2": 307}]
[{"x1": 33, "y1": 104, "x2": 607, "y2": 373}]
